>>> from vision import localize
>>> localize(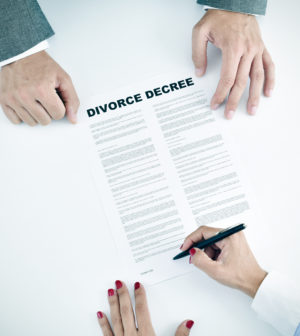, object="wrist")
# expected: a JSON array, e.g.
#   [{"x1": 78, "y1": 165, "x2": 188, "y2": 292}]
[{"x1": 240, "y1": 268, "x2": 267, "y2": 298}]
